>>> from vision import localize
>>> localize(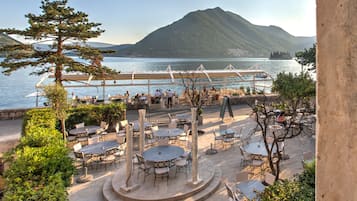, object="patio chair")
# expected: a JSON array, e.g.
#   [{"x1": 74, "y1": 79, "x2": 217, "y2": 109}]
[
  {"x1": 239, "y1": 146, "x2": 252, "y2": 167},
  {"x1": 119, "y1": 120, "x2": 128, "y2": 132},
  {"x1": 98, "y1": 121, "x2": 109, "y2": 135},
  {"x1": 219, "y1": 124, "x2": 228, "y2": 131},
  {"x1": 233, "y1": 127, "x2": 243, "y2": 144},
  {"x1": 100, "y1": 149, "x2": 117, "y2": 170},
  {"x1": 153, "y1": 160, "x2": 170, "y2": 185},
  {"x1": 224, "y1": 182, "x2": 239, "y2": 201},
  {"x1": 75, "y1": 122, "x2": 85, "y2": 129},
  {"x1": 168, "y1": 113, "x2": 178, "y2": 123},
  {"x1": 175, "y1": 158, "x2": 189, "y2": 177},
  {"x1": 213, "y1": 129, "x2": 223, "y2": 149},
  {"x1": 87, "y1": 135, "x2": 100, "y2": 145},
  {"x1": 136, "y1": 153, "x2": 153, "y2": 182},
  {"x1": 178, "y1": 125, "x2": 189, "y2": 146}
]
